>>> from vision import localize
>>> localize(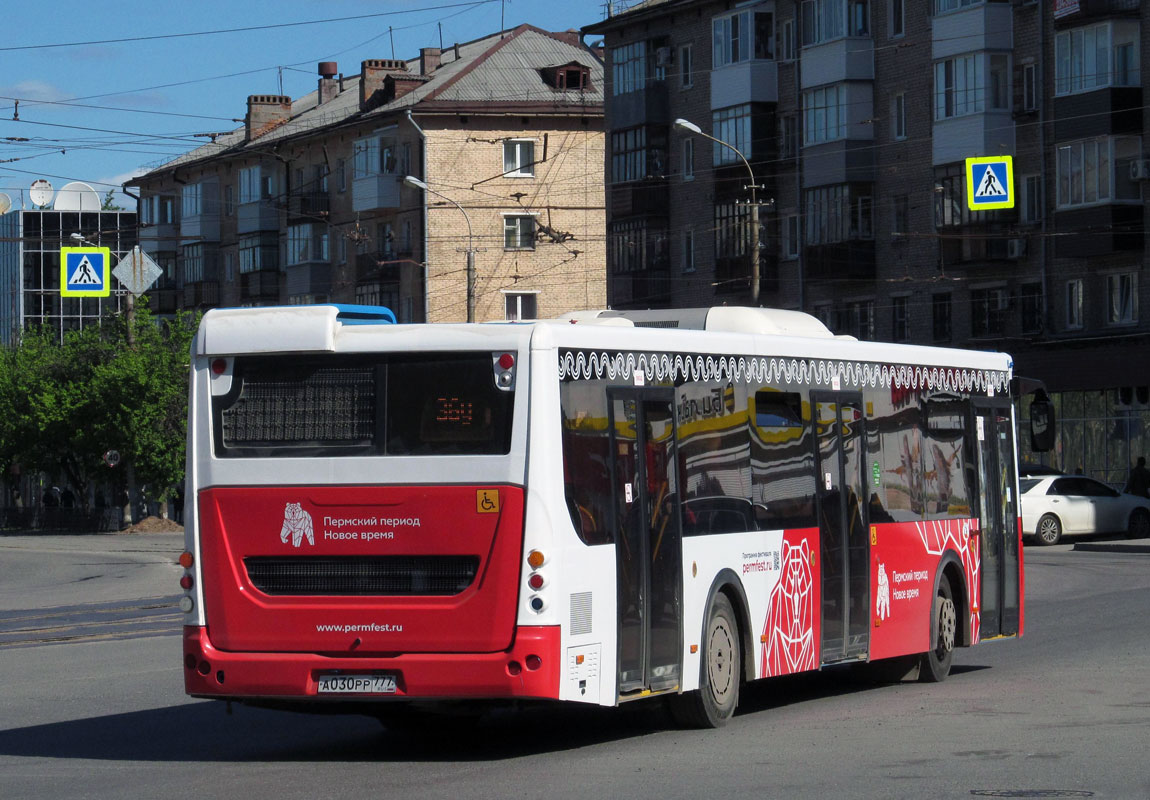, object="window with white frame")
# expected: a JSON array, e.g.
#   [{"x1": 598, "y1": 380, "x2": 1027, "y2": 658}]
[
  {"x1": 182, "y1": 243, "x2": 204, "y2": 283},
  {"x1": 682, "y1": 137, "x2": 694, "y2": 180},
  {"x1": 892, "y1": 92, "x2": 906, "y2": 140},
  {"x1": 934, "y1": 53, "x2": 1010, "y2": 120},
  {"x1": 611, "y1": 41, "x2": 647, "y2": 96},
  {"x1": 712, "y1": 105, "x2": 753, "y2": 165},
  {"x1": 504, "y1": 215, "x2": 536, "y2": 249},
  {"x1": 801, "y1": 0, "x2": 843, "y2": 45},
  {"x1": 1021, "y1": 63, "x2": 1037, "y2": 111},
  {"x1": 1066, "y1": 278, "x2": 1084, "y2": 329},
  {"x1": 239, "y1": 166, "x2": 275, "y2": 204},
  {"x1": 679, "y1": 44, "x2": 693, "y2": 88},
  {"x1": 712, "y1": 6, "x2": 774, "y2": 68},
  {"x1": 1056, "y1": 135, "x2": 1142, "y2": 208},
  {"x1": 286, "y1": 224, "x2": 329, "y2": 265},
  {"x1": 503, "y1": 140, "x2": 535, "y2": 177},
  {"x1": 890, "y1": 0, "x2": 904, "y2": 38},
  {"x1": 353, "y1": 136, "x2": 399, "y2": 178},
  {"x1": 782, "y1": 214, "x2": 799, "y2": 259},
  {"x1": 504, "y1": 292, "x2": 538, "y2": 321},
  {"x1": 181, "y1": 183, "x2": 202, "y2": 218},
  {"x1": 1022, "y1": 174, "x2": 1042, "y2": 223},
  {"x1": 682, "y1": 226, "x2": 695, "y2": 272},
  {"x1": 1055, "y1": 21, "x2": 1141, "y2": 96},
  {"x1": 1107, "y1": 272, "x2": 1138, "y2": 325},
  {"x1": 803, "y1": 85, "x2": 846, "y2": 145}
]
